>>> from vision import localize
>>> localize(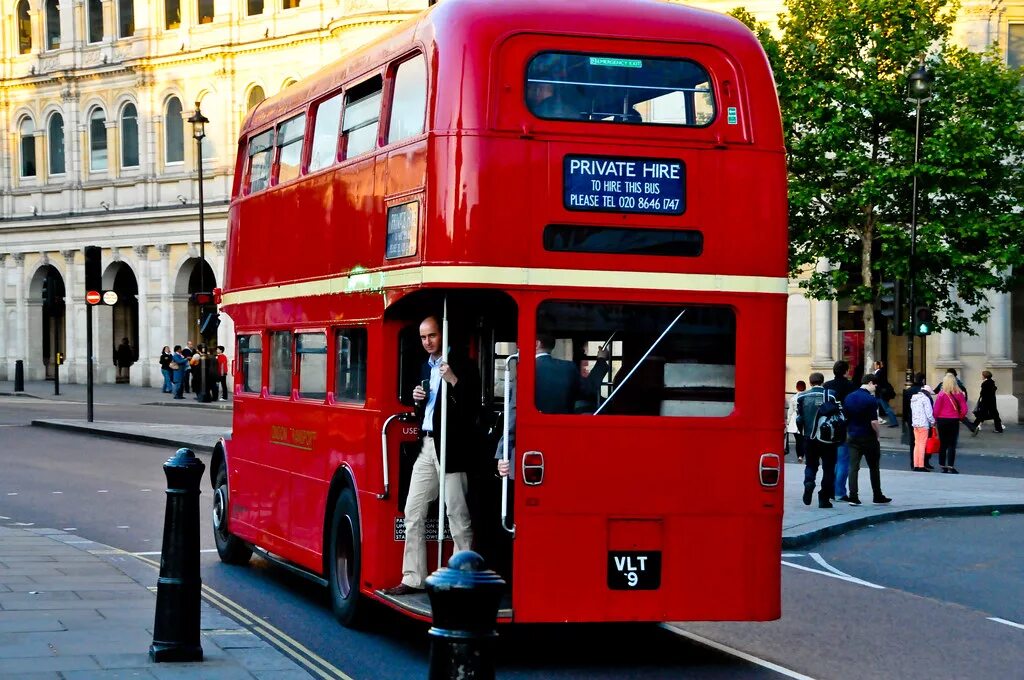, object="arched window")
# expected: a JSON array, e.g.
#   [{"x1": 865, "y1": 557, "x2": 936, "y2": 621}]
[
  {"x1": 46, "y1": 0, "x2": 61, "y2": 50},
  {"x1": 247, "y1": 85, "x2": 265, "y2": 112},
  {"x1": 198, "y1": 0, "x2": 213, "y2": 23},
  {"x1": 121, "y1": 103, "x2": 139, "y2": 168},
  {"x1": 248, "y1": 0, "x2": 264, "y2": 16},
  {"x1": 89, "y1": 108, "x2": 108, "y2": 172},
  {"x1": 48, "y1": 113, "x2": 66, "y2": 175},
  {"x1": 88, "y1": 0, "x2": 103, "y2": 43},
  {"x1": 165, "y1": 97, "x2": 184, "y2": 164},
  {"x1": 17, "y1": 0, "x2": 31, "y2": 54},
  {"x1": 20, "y1": 119, "x2": 36, "y2": 178},
  {"x1": 119, "y1": 0, "x2": 135, "y2": 37},
  {"x1": 165, "y1": 0, "x2": 180, "y2": 29}
]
